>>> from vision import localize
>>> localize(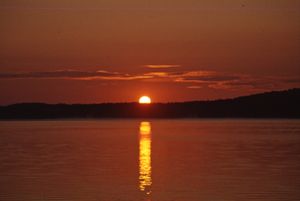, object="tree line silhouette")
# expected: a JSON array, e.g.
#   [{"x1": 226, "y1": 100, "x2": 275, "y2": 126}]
[{"x1": 0, "y1": 88, "x2": 299, "y2": 119}]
